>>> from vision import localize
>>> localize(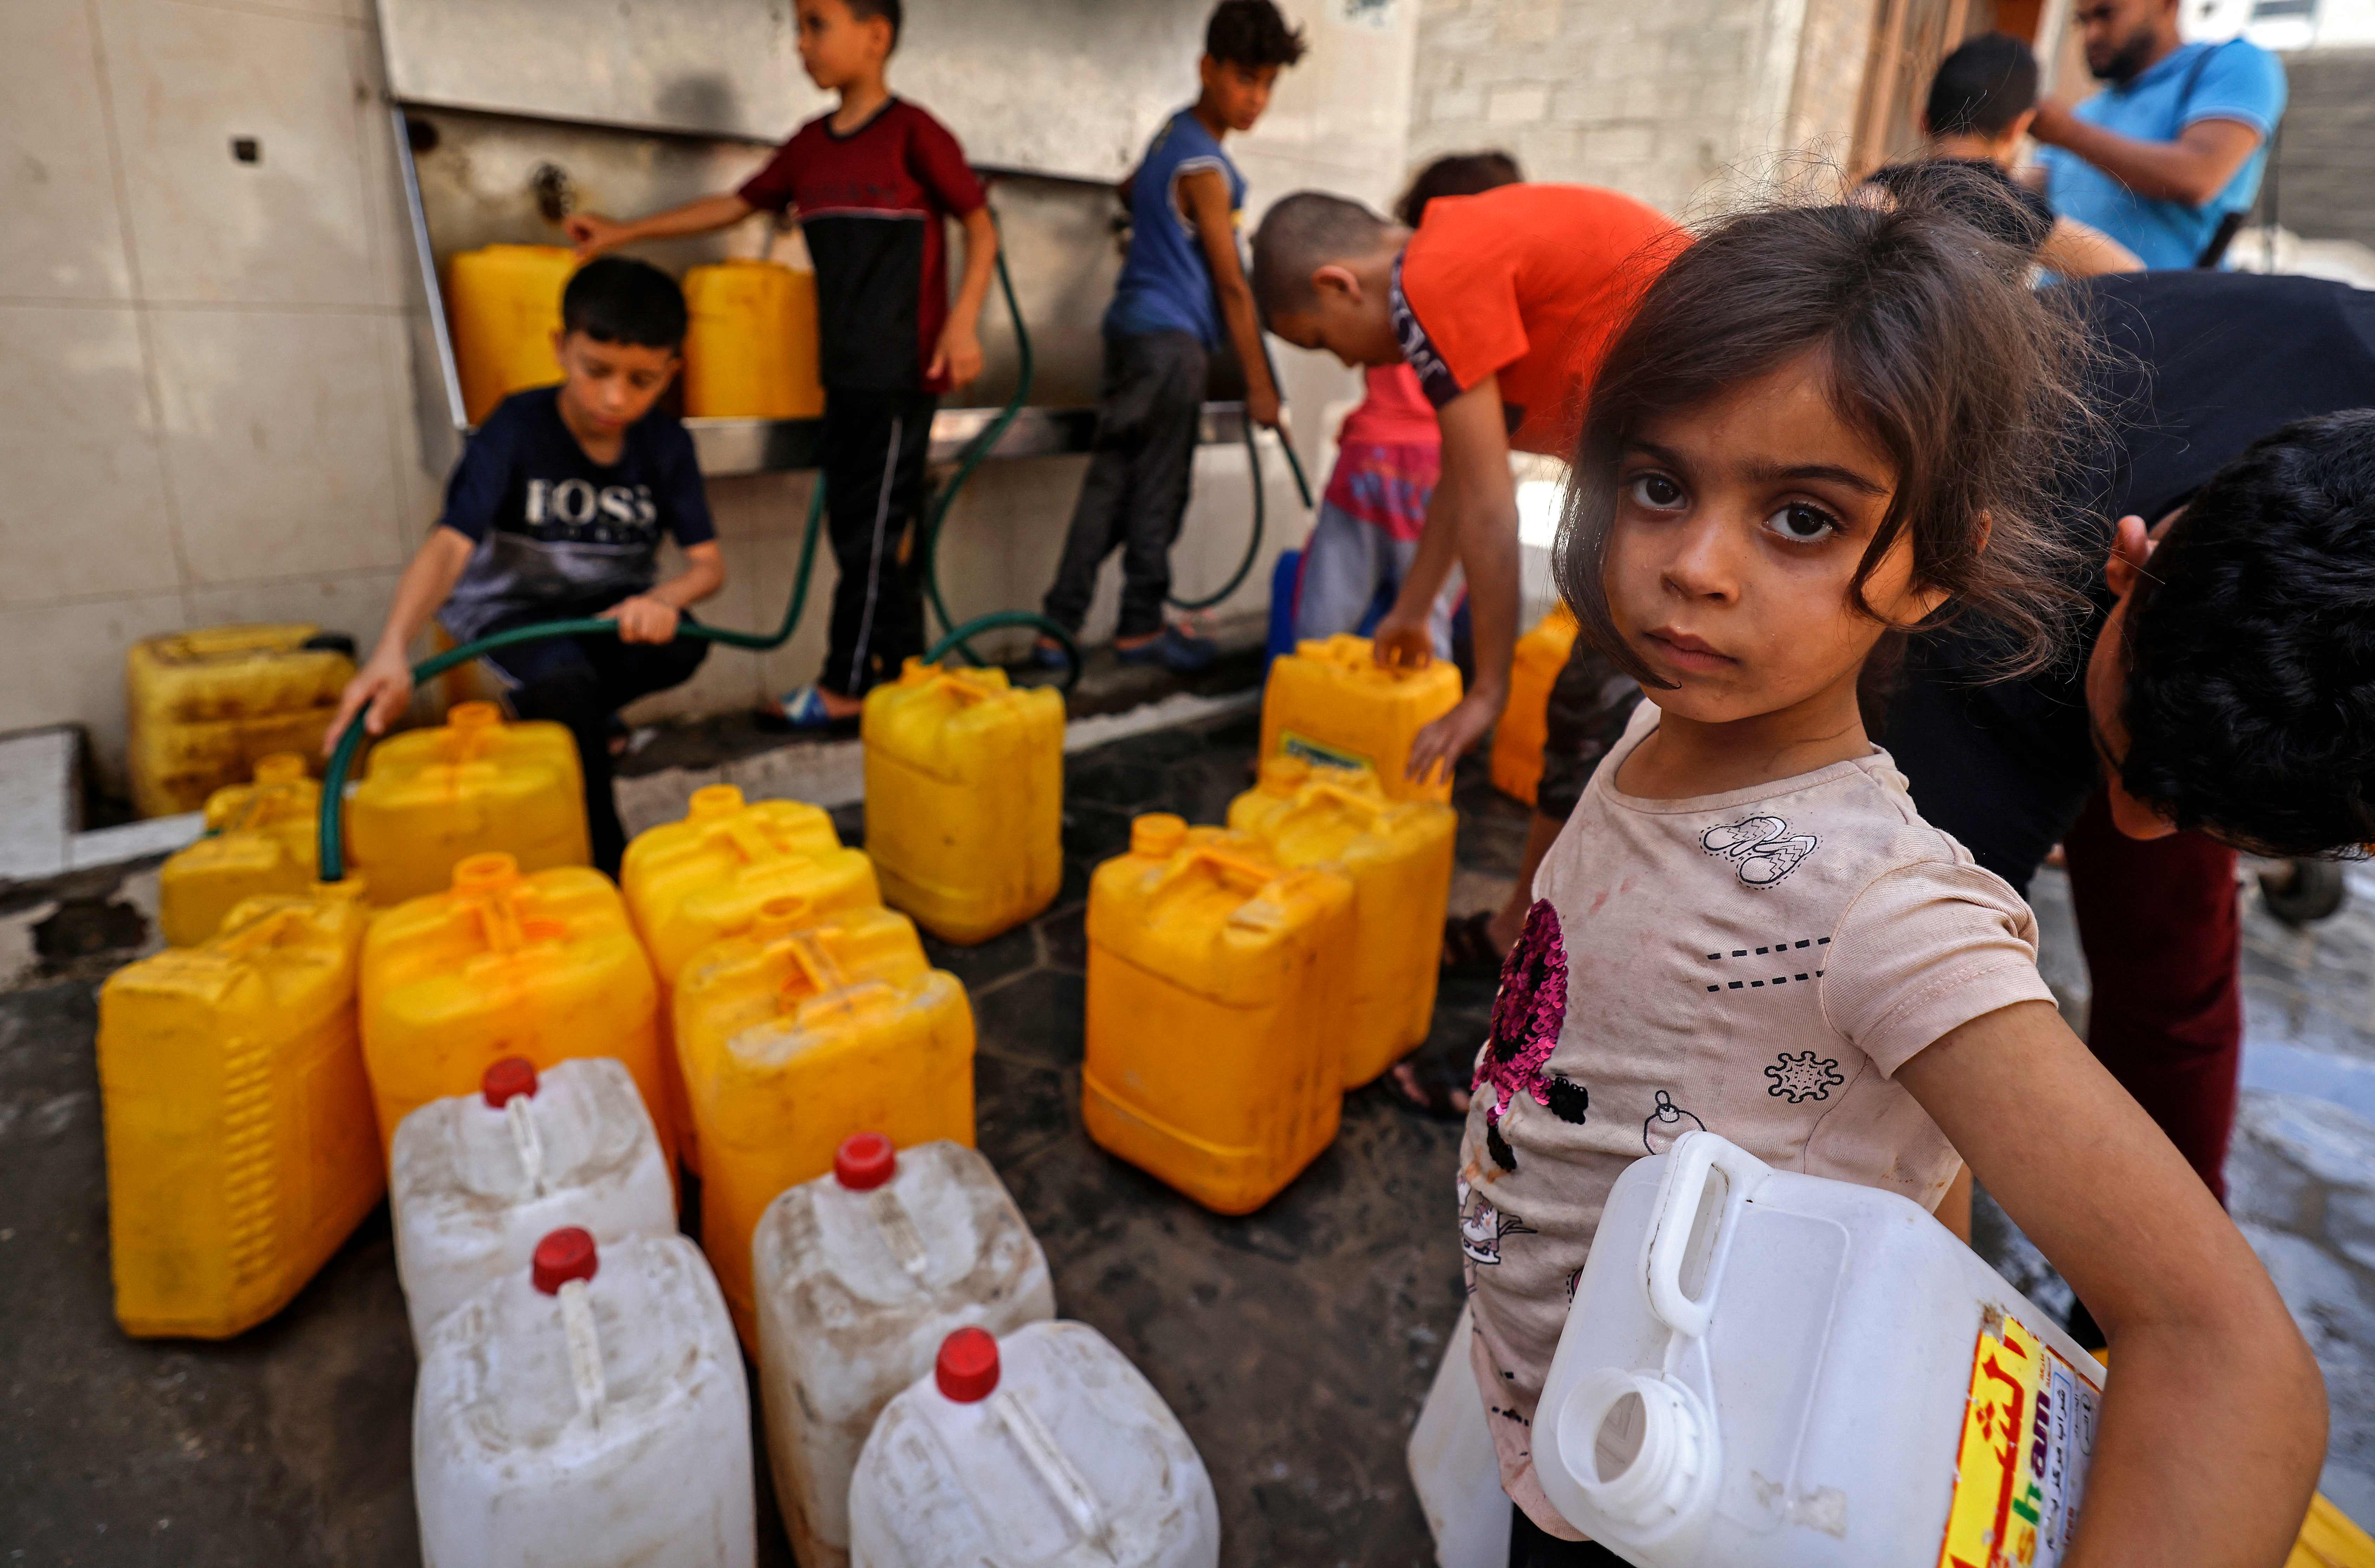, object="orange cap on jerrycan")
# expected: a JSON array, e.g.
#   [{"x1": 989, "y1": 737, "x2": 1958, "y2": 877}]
[
  {"x1": 98, "y1": 880, "x2": 382, "y2": 1338},
  {"x1": 360, "y1": 852, "x2": 669, "y2": 1165},
  {"x1": 346, "y1": 701, "x2": 589, "y2": 908},
  {"x1": 1082, "y1": 815, "x2": 1355, "y2": 1214},
  {"x1": 621, "y1": 784, "x2": 880, "y2": 1171},
  {"x1": 159, "y1": 752, "x2": 324, "y2": 948},
  {"x1": 672, "y1": 897, "x2": 974, "y2": 1349},
  {"x1": 1227, "y1": 757, "x2": 1457, "y2": 1087},
  {"x1": 861, "y1": 659, "x2": 1065, "y2": 946},
  {"x1": 1258, "y1": 635, "x2": 1463, "y2": 804}
]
